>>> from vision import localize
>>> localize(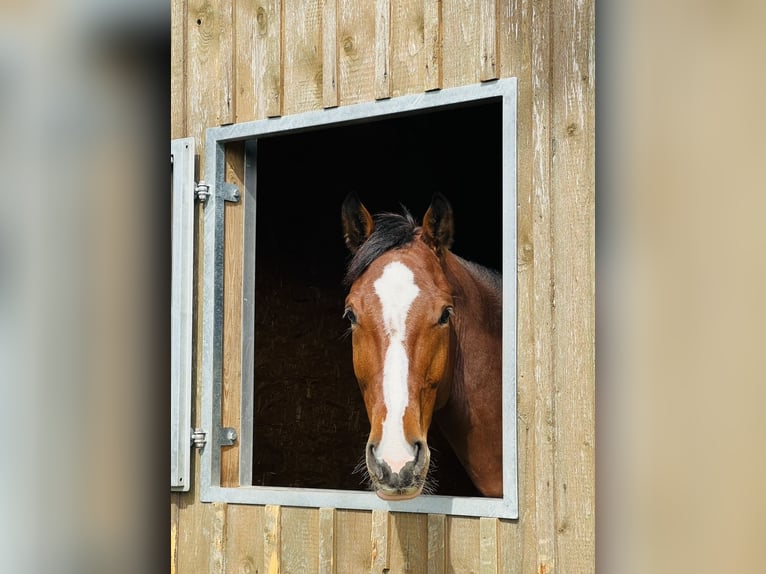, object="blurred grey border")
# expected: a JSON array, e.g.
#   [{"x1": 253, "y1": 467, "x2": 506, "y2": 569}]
[{"x1": 0, "y1": 1, "x2": 169, "y2": 573}]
